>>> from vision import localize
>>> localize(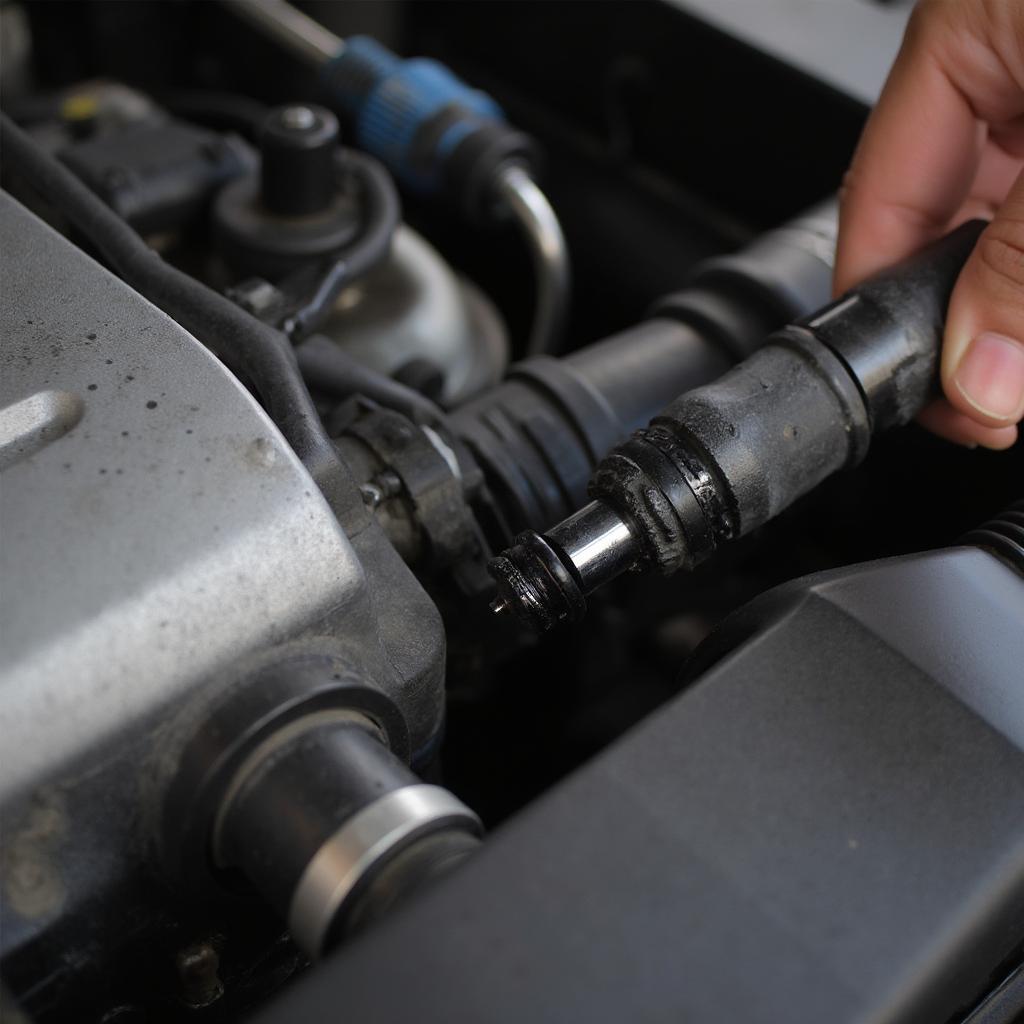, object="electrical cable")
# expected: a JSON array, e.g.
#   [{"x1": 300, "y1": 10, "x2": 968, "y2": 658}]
[
  {"x1": 284, "y1": 148, "x2": 401, "y2": 341},
  {"x1": 296, "y1": 335, "x2": 449, "y2": 428}
]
